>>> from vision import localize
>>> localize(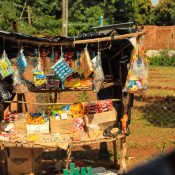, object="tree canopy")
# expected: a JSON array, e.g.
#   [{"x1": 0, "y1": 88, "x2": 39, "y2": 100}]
[{"x1": 0, "y1": 0, "x2": 174, "y2": 36}]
